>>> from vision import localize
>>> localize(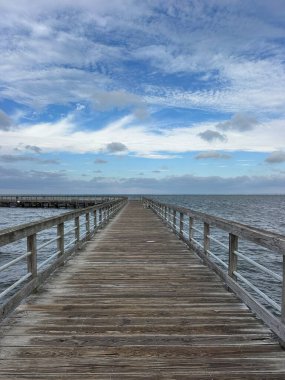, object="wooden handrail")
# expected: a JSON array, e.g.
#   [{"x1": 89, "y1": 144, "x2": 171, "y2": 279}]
[
  {"x1": 0, "y1": 198, "x2": 127, "y2": 320},
  {"x1": 143, "y1": 198, "x2": 285, "y2": 254},
  {"x1": 0, "y1": 198, "x2": 126, "y2": 246},
  {"x1": 143, "y1": 197, "x2": 285, "y2": 346}
]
